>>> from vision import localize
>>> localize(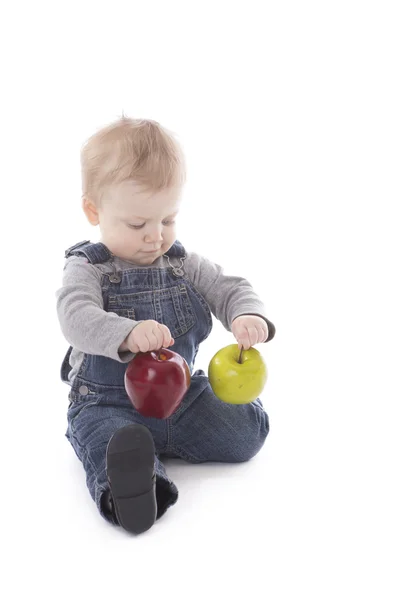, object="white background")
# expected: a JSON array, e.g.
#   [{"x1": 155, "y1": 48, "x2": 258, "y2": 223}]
[{"x1": 1, "y1": 1, "x2": 399, "y2": 598}]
